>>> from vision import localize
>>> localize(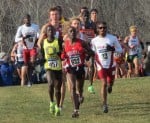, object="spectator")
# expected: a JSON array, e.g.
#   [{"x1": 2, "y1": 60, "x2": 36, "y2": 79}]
[
  {"x1": 143, "y1": 50, "x2": 150, "y2": 76},
  {"x1": 0, "y1": 52, "x2": 6, "y2": 86},
  {"x1": 0, "y1": 54, "x2": 14, "y2": 86}
]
